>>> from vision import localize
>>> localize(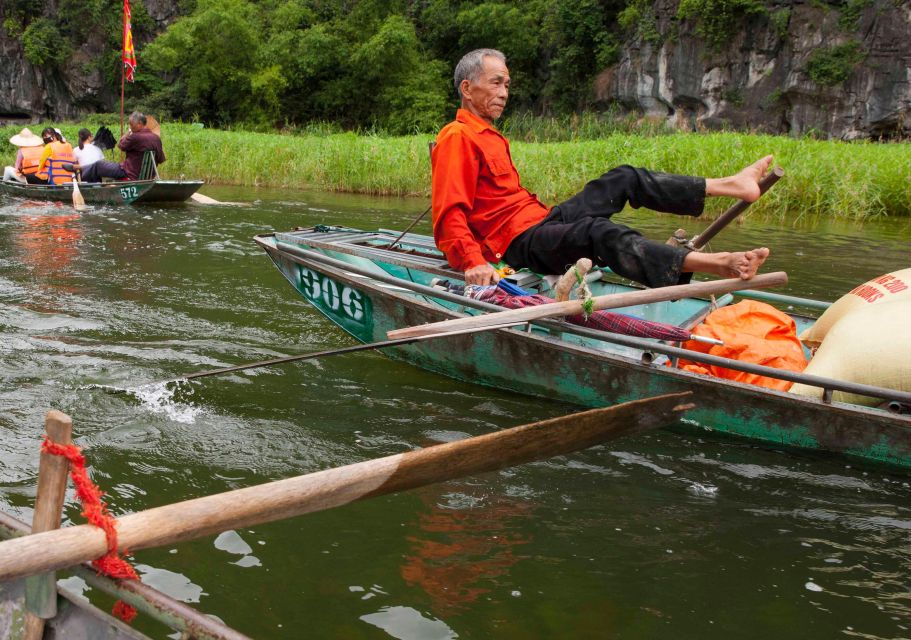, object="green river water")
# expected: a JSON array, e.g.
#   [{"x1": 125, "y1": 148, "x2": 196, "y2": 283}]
[{"x1": 0, "y1": 187, "x2": 908, "y2": 639}]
